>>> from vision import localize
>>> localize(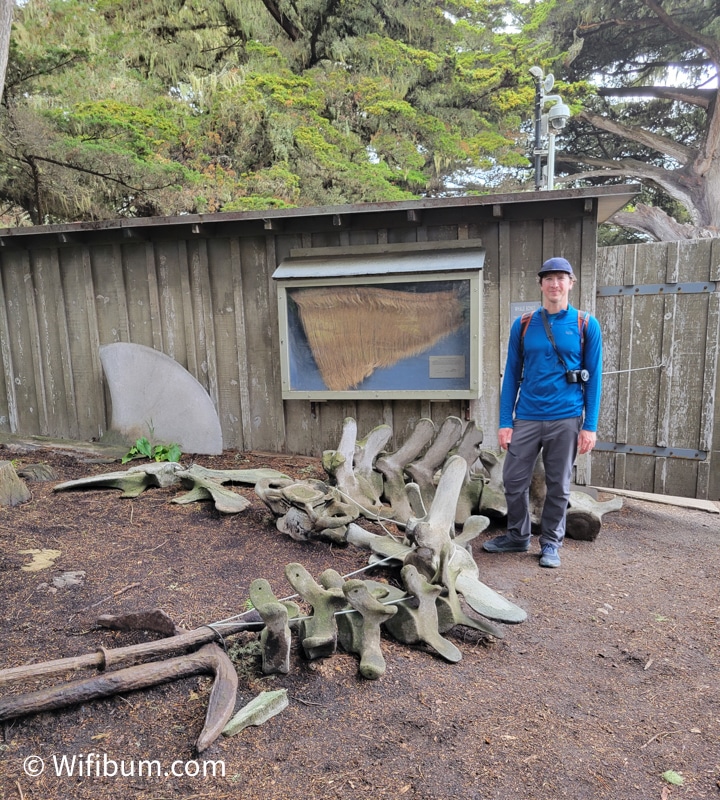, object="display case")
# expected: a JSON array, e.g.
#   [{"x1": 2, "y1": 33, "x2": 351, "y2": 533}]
[{"x1": 273, "y1": 244, "x2": 484, "y2": 400}]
